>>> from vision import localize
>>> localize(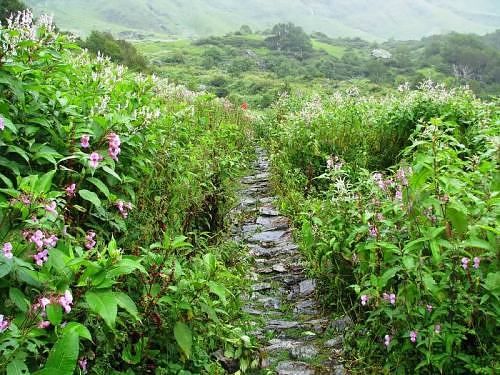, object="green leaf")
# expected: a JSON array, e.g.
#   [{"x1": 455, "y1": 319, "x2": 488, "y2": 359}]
[
  {"x1": 174, "y1": 322, "x2": 192, "y2": 359},
  {"x1": 34, "y1": 330, "x2": 79, "y2": 375},
  {"x1": 46, "y1": 304, "x2": 63, "y2": 326},
  {"x1": 102, "y1": 166, "x2": 122, "y2": 182},
  {"x1": 208, "y1": 281, "x2": 228, "y2": 305},
  {"x1": 35, "y1": 171, "x2": 56, "y2": 195},
  {"x1": 115, "y1": 292, "x2": 140, "y2": 321},
  {"x1": 106, "y1": 258, "x2": 146, "y2": 279},
  {"x1": 203, "y1": 253, "x2": 217, "y2": 274},
  {"x1": 6, "y1": 360, "x2": 29, "y2": 375},
  {"x1": 87, "y1": 177, "x2": 111, "y2": 199},
  {"x1": 463, "y1": 238, "x2": 494, "y2": 251},
  {"x1": 79, "y1": 189, "x2": 101, "y2": 207},
  {"x1": 9, "y1": 288, "x2": 29, "y2": 312},
  {"x1": 62, "y1": 322, "x2": 92, "y2": 341},
  {"x1": 0, "y1": 262, "x2": 13, "y2": 278},
  {"x1": 85, "y1": 290, "x2": 117, "y2": 328}
]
